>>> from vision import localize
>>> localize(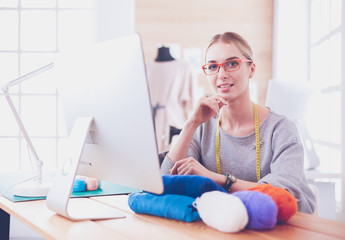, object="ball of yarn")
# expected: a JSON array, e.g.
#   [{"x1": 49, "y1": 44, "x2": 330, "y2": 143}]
[
  {"x1": 84, "y1": 177, "x2": 99, "y2": 191},
  {"x1": 75, "y1": 175, "x2": 100, "y2": 191},
  {"x1": 73, "y1": 178, "x2": 86, "y2": 192},
  {"x1": 233, "y1": 191, "x2": 277, "y2": 230},
  {"x1": 193, "y1": 191, "x2": 248, "y2": 233},
  {"x1": 247, "y1": 184, "x2": 297, "y2": 222}
]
